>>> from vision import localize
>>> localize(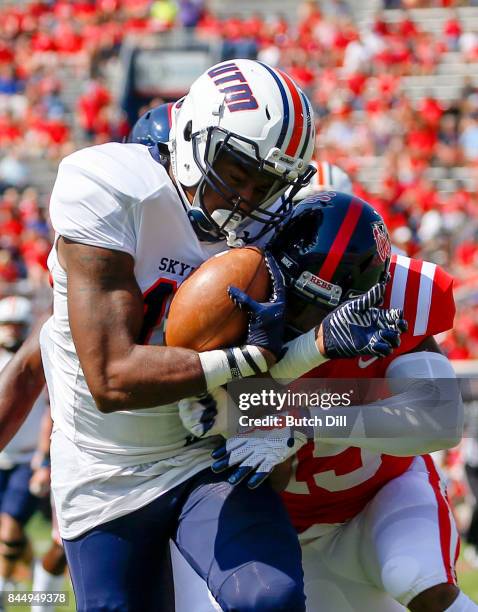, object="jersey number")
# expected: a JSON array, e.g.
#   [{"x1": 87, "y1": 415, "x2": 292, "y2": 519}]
[
  {"x1": 139, "y1": 278, "x2": 177, "y2": 345},
  {"x1": 289, "y1": 443, "x2": 382, "y2": 493}
]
